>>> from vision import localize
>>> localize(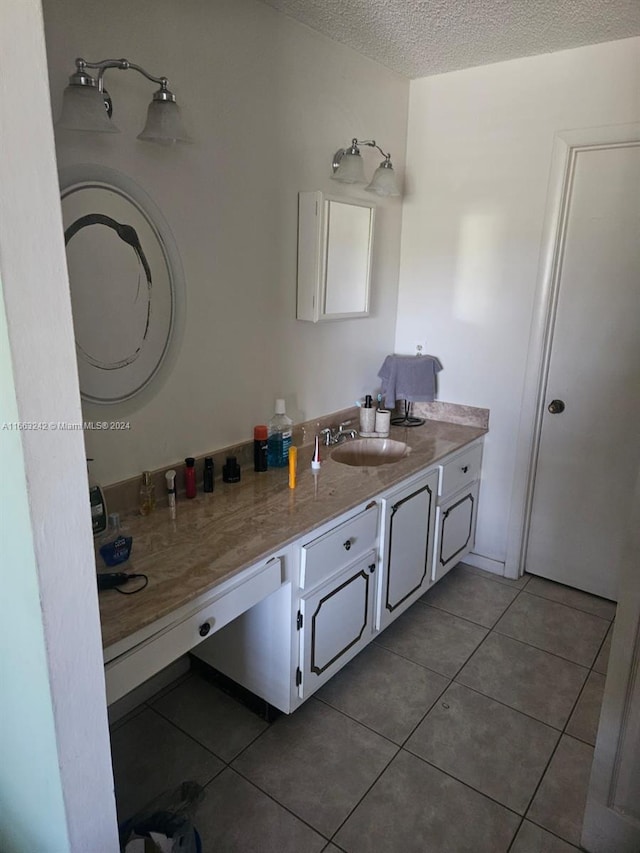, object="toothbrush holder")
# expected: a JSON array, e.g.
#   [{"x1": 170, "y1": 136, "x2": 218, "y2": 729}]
[{"x1": 375, "y1": 409, "x2": 391, "y2": 437}]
